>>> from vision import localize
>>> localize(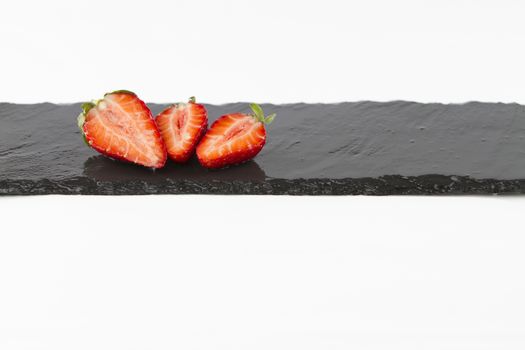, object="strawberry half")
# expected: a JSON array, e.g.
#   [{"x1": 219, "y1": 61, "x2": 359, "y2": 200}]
[
  {"x1": 196, "y1": 103, "x2": 275, "y2": 169},
  {"x1": 77, "y1": 90, "x2": 167, "y2": 168},
  {"x1": 155, "y1": 97, "x2": 208, "y2": 163}
]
